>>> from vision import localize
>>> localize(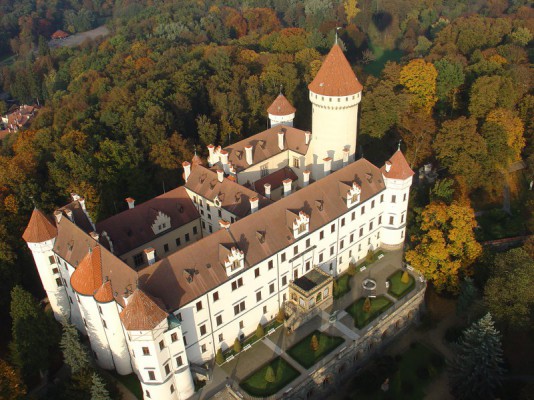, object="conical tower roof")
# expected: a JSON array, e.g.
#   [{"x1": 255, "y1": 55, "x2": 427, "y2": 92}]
[
  {"x1": 308, "y1": 44, "x2": 363, "y2": 97},
  {"x1": 267, "y1": 94, "x2": 296, "y2": 116},
  {"x1": 120, "y1": 289, "x2": 168, "y2": 331},
  {"x1": 22, "y1": 208, "x2": 58, "y2": 243},
  {"x1": 381, "y1": 149, "x2": 415, "y2": 180},
  {"x1": 71, "y1": 246, "x2": 103, "y2": 296},
  {"x1": 94, "y1": 280, "x2": 114, "y2": 303}
]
